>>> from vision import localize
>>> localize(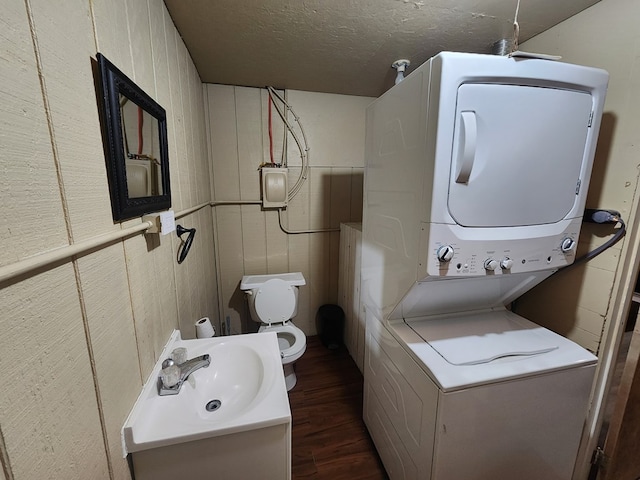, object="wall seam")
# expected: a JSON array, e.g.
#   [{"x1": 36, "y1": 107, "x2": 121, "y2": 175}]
[
  {"x1": 260, "y1": 88, "x2": 270, "y2": 274},
  {"x1": 159, "y1": 5, "x2": 182, "y2": 328},
  {"x1": 122, "y1": 243, "x2": 145, "y2": 384},
  {"x1": 114, "y1": 0, "x2": 146, "y2": 394},
  {"x1": 146, "y1": 0, "x2": 166, "y2": 344},
  {"x1": 70, "y1": 257, "x2": 115, "y2": 479},
  {"x1": 24, "y1": 0, "x2": 113, "y2": 477},
  {"x1": 88, "y1": 0, "x2": 99, "y2": 52},
  {"x1": 235, "y1": 87, "x2": 246, "y2": 275},
  {"x1": 23, "y1": 0, "x2": 73, "y2": 243},
  {"x1": 203, "y1": 85, "x2": 225, "y2": 333},
  {"x1": 124, "y1": 0, "x2": 136, "y2": 81}
]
